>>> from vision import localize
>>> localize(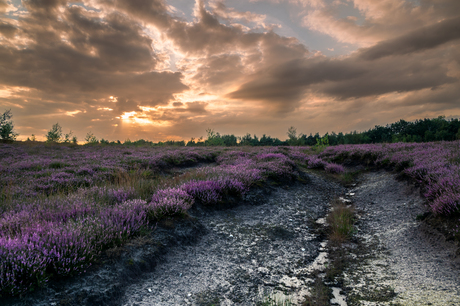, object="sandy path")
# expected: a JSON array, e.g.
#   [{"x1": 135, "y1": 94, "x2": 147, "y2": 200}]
[
  {"x1": 4, "y1": 170, "x2": 460, "y2": 306},
  {"x1": 343, "y1": 170, "x2": 460, "y2": 306},
  {"x1": 121, "y1": 173, "x2": 344, "y2": 305}
]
